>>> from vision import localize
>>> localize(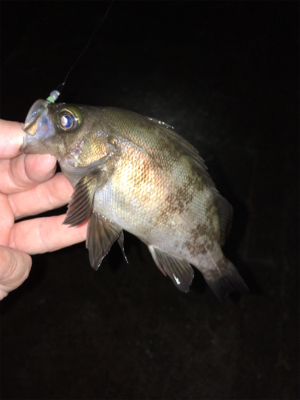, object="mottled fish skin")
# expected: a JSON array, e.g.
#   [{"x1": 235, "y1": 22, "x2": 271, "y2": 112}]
[{"x1": 22, "y1": 100, "x2": 248, "y2": 300}]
